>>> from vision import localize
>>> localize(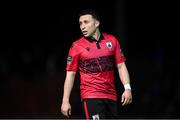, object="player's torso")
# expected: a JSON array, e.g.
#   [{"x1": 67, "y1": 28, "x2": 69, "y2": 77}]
[{"x1": 76, "y1": 34, "x2": 116, "y2": 73}]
